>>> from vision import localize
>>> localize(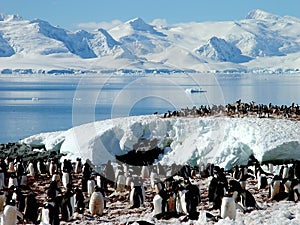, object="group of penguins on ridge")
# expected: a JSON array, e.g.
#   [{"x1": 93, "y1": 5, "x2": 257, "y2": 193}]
[{"x1": 0, "y1": 155, "x2": 299, "y2": 224}]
